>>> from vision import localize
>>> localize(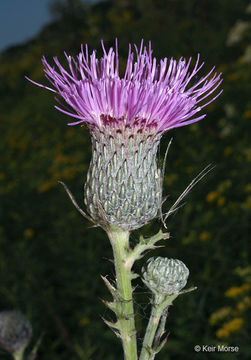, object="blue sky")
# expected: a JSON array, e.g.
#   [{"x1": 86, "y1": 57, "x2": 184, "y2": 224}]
[
  {"x1": 0, "y1": 0, "x2": 52, "y2": 52},
  {"x1": 0, "y1": 0, "x2": 101, "y2": 53}
]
